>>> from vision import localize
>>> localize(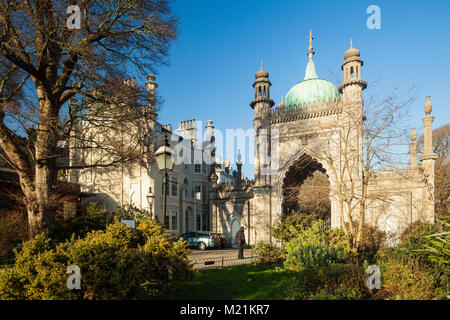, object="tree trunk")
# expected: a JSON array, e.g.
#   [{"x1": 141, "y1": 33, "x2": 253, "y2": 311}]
[{"x1": 28, "y1": 91, "x2": 59, "y2": 237}]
